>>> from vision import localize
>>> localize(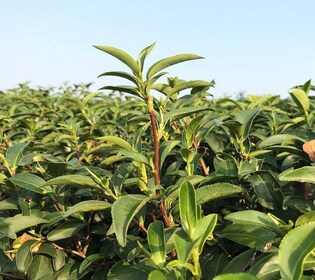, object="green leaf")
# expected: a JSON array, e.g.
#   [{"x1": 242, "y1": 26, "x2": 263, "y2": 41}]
[
  {"x1": 6, "y1": 143, "x2": 28, "y2": 170},
  {"x1": 99, "y1": 85, "x2": 141, "y2": 98},
  {"x1": 5, "y1": 215, "x2": 48, "y2": 233},
  {"x1": 258, "y1": 134, "x2": 305, "y2": 148},
  {"x1": 171, "y1": 80, "x2": 213, "y2": 94},
  {"x1": 284, "y1": 196, "x2": 315, "y2": 213},
  {"x1": 44, "y1": 174, "x2": 102, "y2": 189},
  {"x1": 213, "y1": 273, "x2": 259, "y2": 280},
  {"x1": 179, "y1": 180, "x2": 197, "y2": 238},
  {"x1": 107, "y1": 260, "x2": 149, "y2": 280},
  {"x1": 16, "y1": 239, "x2": 39, "y2": 273},
  {"x1": 279, "y1": 166, "x2": 315, "y2": 183},
  {"x1": 249, "y1": 254, "x2": 280, "y2": 280},
  {"x1": 279, "y1": 222, "x2": 315, "y2": 280},
  {"x1": 159, "y1": 140, "x2": 181, "y2": 171},
  {"x1": 148, "y1": 221, "x2": 166, "y2": 265},
  {"x1": 0, "y1": 221, "x2": 17, "y2": 239},
  {"x1": 94, "y1": 45, "x2": 139, "y2": 75},
  {"x1": 147, "y1": 53, "x2": 204, "y2": 80},
  {"x1": 64, "y1": 200, "x2": 112, "y2": 218},
  {"x1": 47, "y1": 220, "x2": 86, "y2": 241},
  {"x1": 193, "y1": 214, "x2": 217, "y2": 254},
  {"x1": 290, "y1": 88, "x2": 309, "y2": 113},
  {"x1": 9, "y1": 173, "x2": 49, "y2": 194},
  {"x1": 112, "y1": 163, "x2": 135, "y2": 195},
  {"x1": 97, "y1": 71, "x2": 139, "y2": 85},
  {"x1": 235, "y1": 109, "x2": 260, "y2": 139},
  {"x1": 296, "y1": 211, "x2": 315, "y2": 226},
  {"x1": 137, "y1": 42, "x2": 156, "y2": 73},
  {"x1": 52, "y1": 249, "x2": 66, "y2": 271},
  {"x1": 97, "y1": 135, "x2": 133, "y2": 151},
  {"x1": 28, "y1": 254, "x2": 54, "y2": 280},
  {"x1": 79, "y1": 253, "x2": 104, "y2": 274},
  {"x1": 0, "y1": 198, "x2": 18, "y2": 211},
  {"x1": 248, "y1": 171, "x2": 283, "y2": 210},
  {"x1": 222, "y1": 248, "x2": 256, "y2": 273},
  {"x1": 174, "y1": 234, "x2": 198, "y2": 265},
  {"x1": 196, "y1": 183, "x2": 243, "y2": 205},
  {"x1": 183, "y1": 115, "x2": 204, "y2": 147},
  {"x1": 164, "y1": 106, "x2": 209, "y2": 123},
  {"x1": 221, "y1": 224, "x2": 277, "y2": 248},
  {"x1": 225, "y1": 210, "x2": 282, "y2": 234},
  {"x1": 118, "y1": 149, "x2": 150, "y2": 166},
  {"x1": 148, "y1": 270, "x2": 166, "y2": 280},
  {"x1": 180, "y1": 148, "x2": 195, "y2": 164},
  {"x1": 112, "y1": 194, "x2": 155, "y2": 247}
]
